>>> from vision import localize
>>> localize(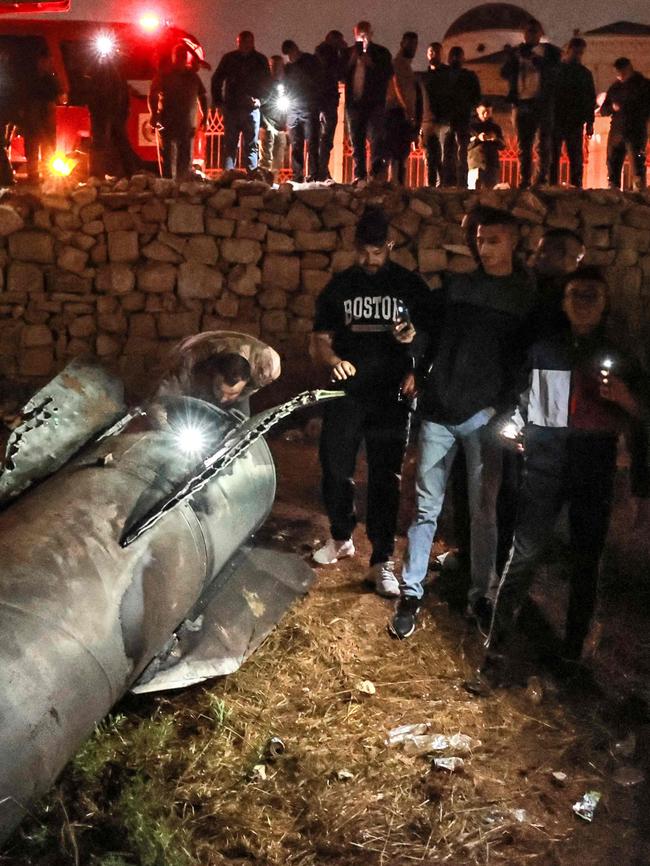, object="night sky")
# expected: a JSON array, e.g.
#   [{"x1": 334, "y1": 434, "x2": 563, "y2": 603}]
[{"x1": 10, "y1": 0, "x2": 650, "y2": 71}]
